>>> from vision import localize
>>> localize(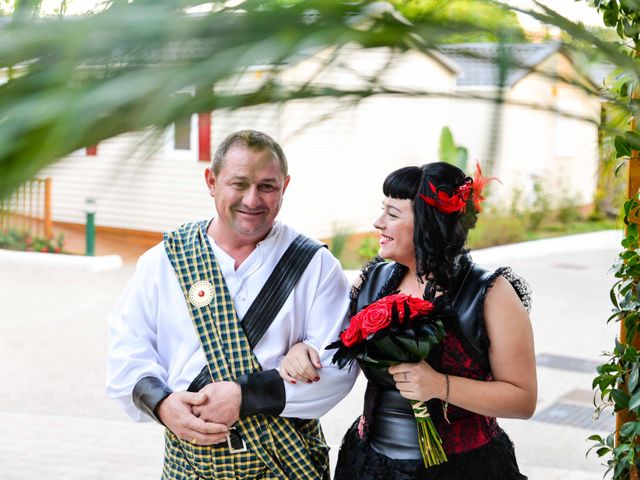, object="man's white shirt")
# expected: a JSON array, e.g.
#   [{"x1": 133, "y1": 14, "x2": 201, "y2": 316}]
[{"x1": 106, "y1": 222, "x2": 358, "y2": 421}]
